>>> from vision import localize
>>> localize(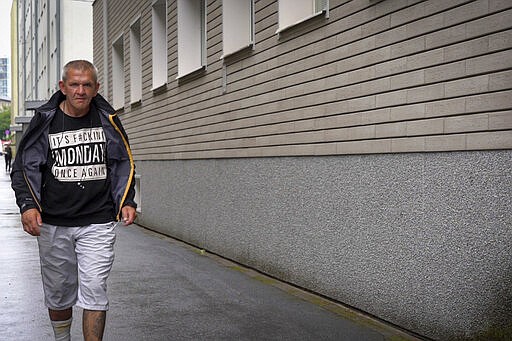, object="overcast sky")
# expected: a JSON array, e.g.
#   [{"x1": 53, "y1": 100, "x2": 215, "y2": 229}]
[{"x1": 0, "y1": 0, "x2": 13, "y2": 58}]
